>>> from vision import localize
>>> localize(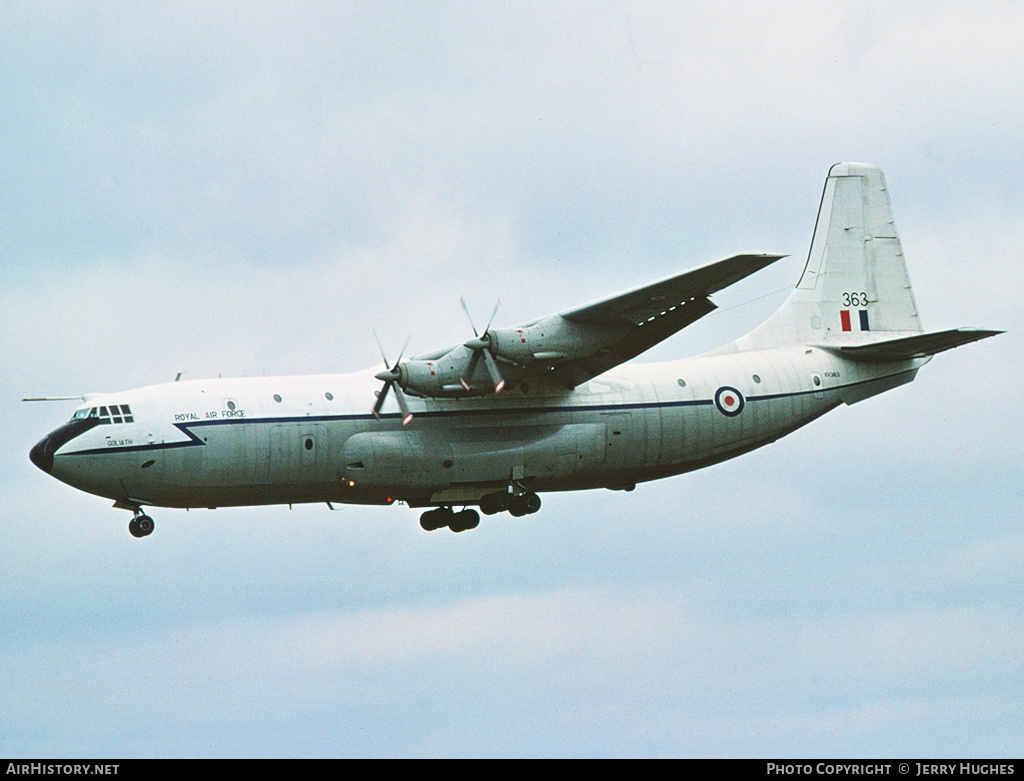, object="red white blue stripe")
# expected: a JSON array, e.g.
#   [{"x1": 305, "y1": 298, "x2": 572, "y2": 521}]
[{"x1": 840, "y1": 310, "x2": 870, "y2": 332}]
